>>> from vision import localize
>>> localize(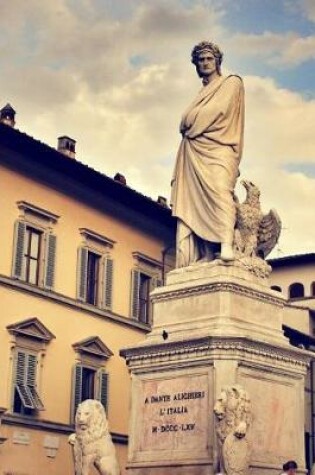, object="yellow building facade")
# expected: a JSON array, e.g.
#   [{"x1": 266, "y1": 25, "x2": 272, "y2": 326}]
[{"x1": 0, "y1": 109, "x2": 175, "y2": 474}]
